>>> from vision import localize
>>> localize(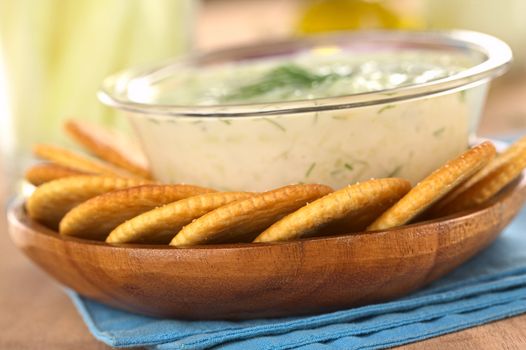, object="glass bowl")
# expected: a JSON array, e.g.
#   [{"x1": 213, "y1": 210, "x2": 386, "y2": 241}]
[{"x1": 99, "y1": 30, "x2": 512, "y2": 191}]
